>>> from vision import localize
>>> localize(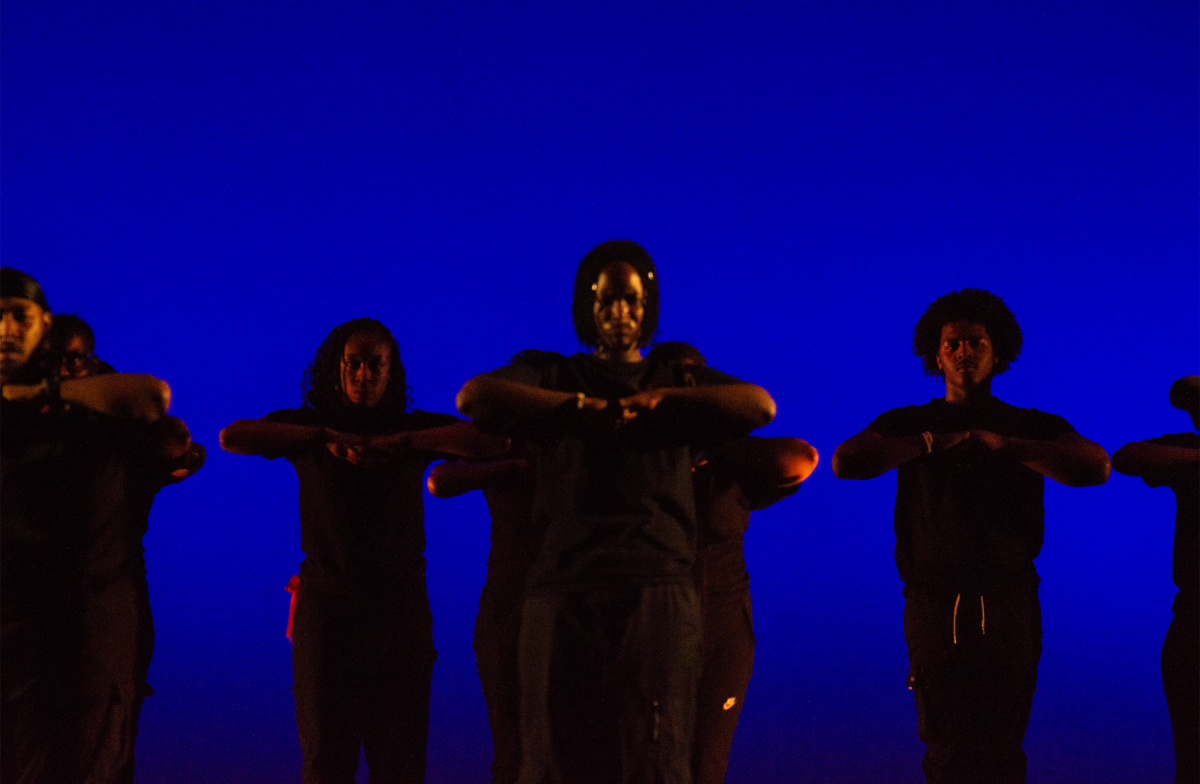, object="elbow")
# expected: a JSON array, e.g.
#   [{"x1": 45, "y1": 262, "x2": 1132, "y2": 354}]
[
  {"x1": 426, "y1": 473, "x2": 443, "y2": 497},
  {"x1": 155, "y1": 379, "x2": 172, "y2": 417},
  {"x1": 780, "y1": 438, "x2": 819, "y2": 483},
  {"x1": 219, "y1": 423, "x2": 246, "y2": 454},
  {"x1": 456, "y1": 378, "x2": 483, "y2": 419},
  {"x1": 830, "y1": 445, "x2": 865, "y2": 480},
  {"x1": 750, "y1": 388, "x2": 776, "y2": 429},
  {"x1": 797, "y1": 442, "x2": 819, "y2": 482}
]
